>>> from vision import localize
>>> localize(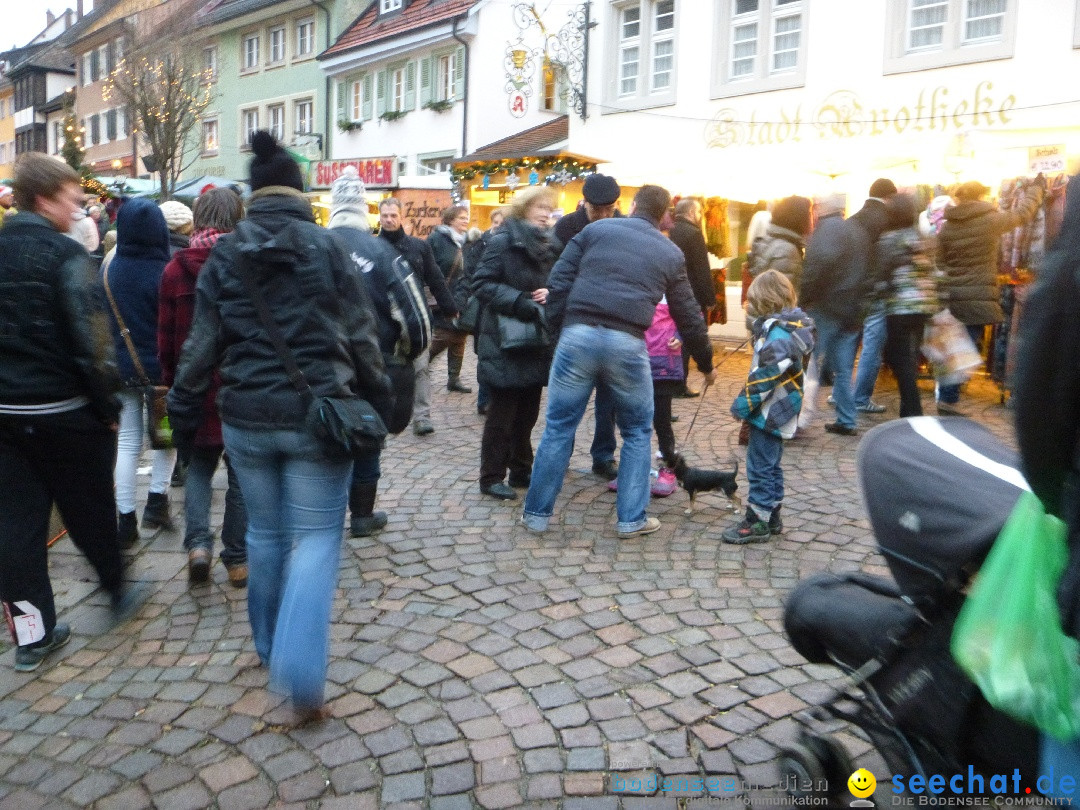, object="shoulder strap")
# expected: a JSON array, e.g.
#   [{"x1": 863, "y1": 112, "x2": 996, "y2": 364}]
[
  {"x1": 102, "y1": 264, "x2": 151, "y2": 386},
  {"x1": 236, "y1": 257, "x2": 313, "y2": 403}
]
